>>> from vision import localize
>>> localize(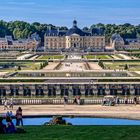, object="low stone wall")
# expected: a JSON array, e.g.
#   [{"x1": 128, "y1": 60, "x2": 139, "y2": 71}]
[{"x1": 0, "y1": 98, "x2": 136, "y2": 105}]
